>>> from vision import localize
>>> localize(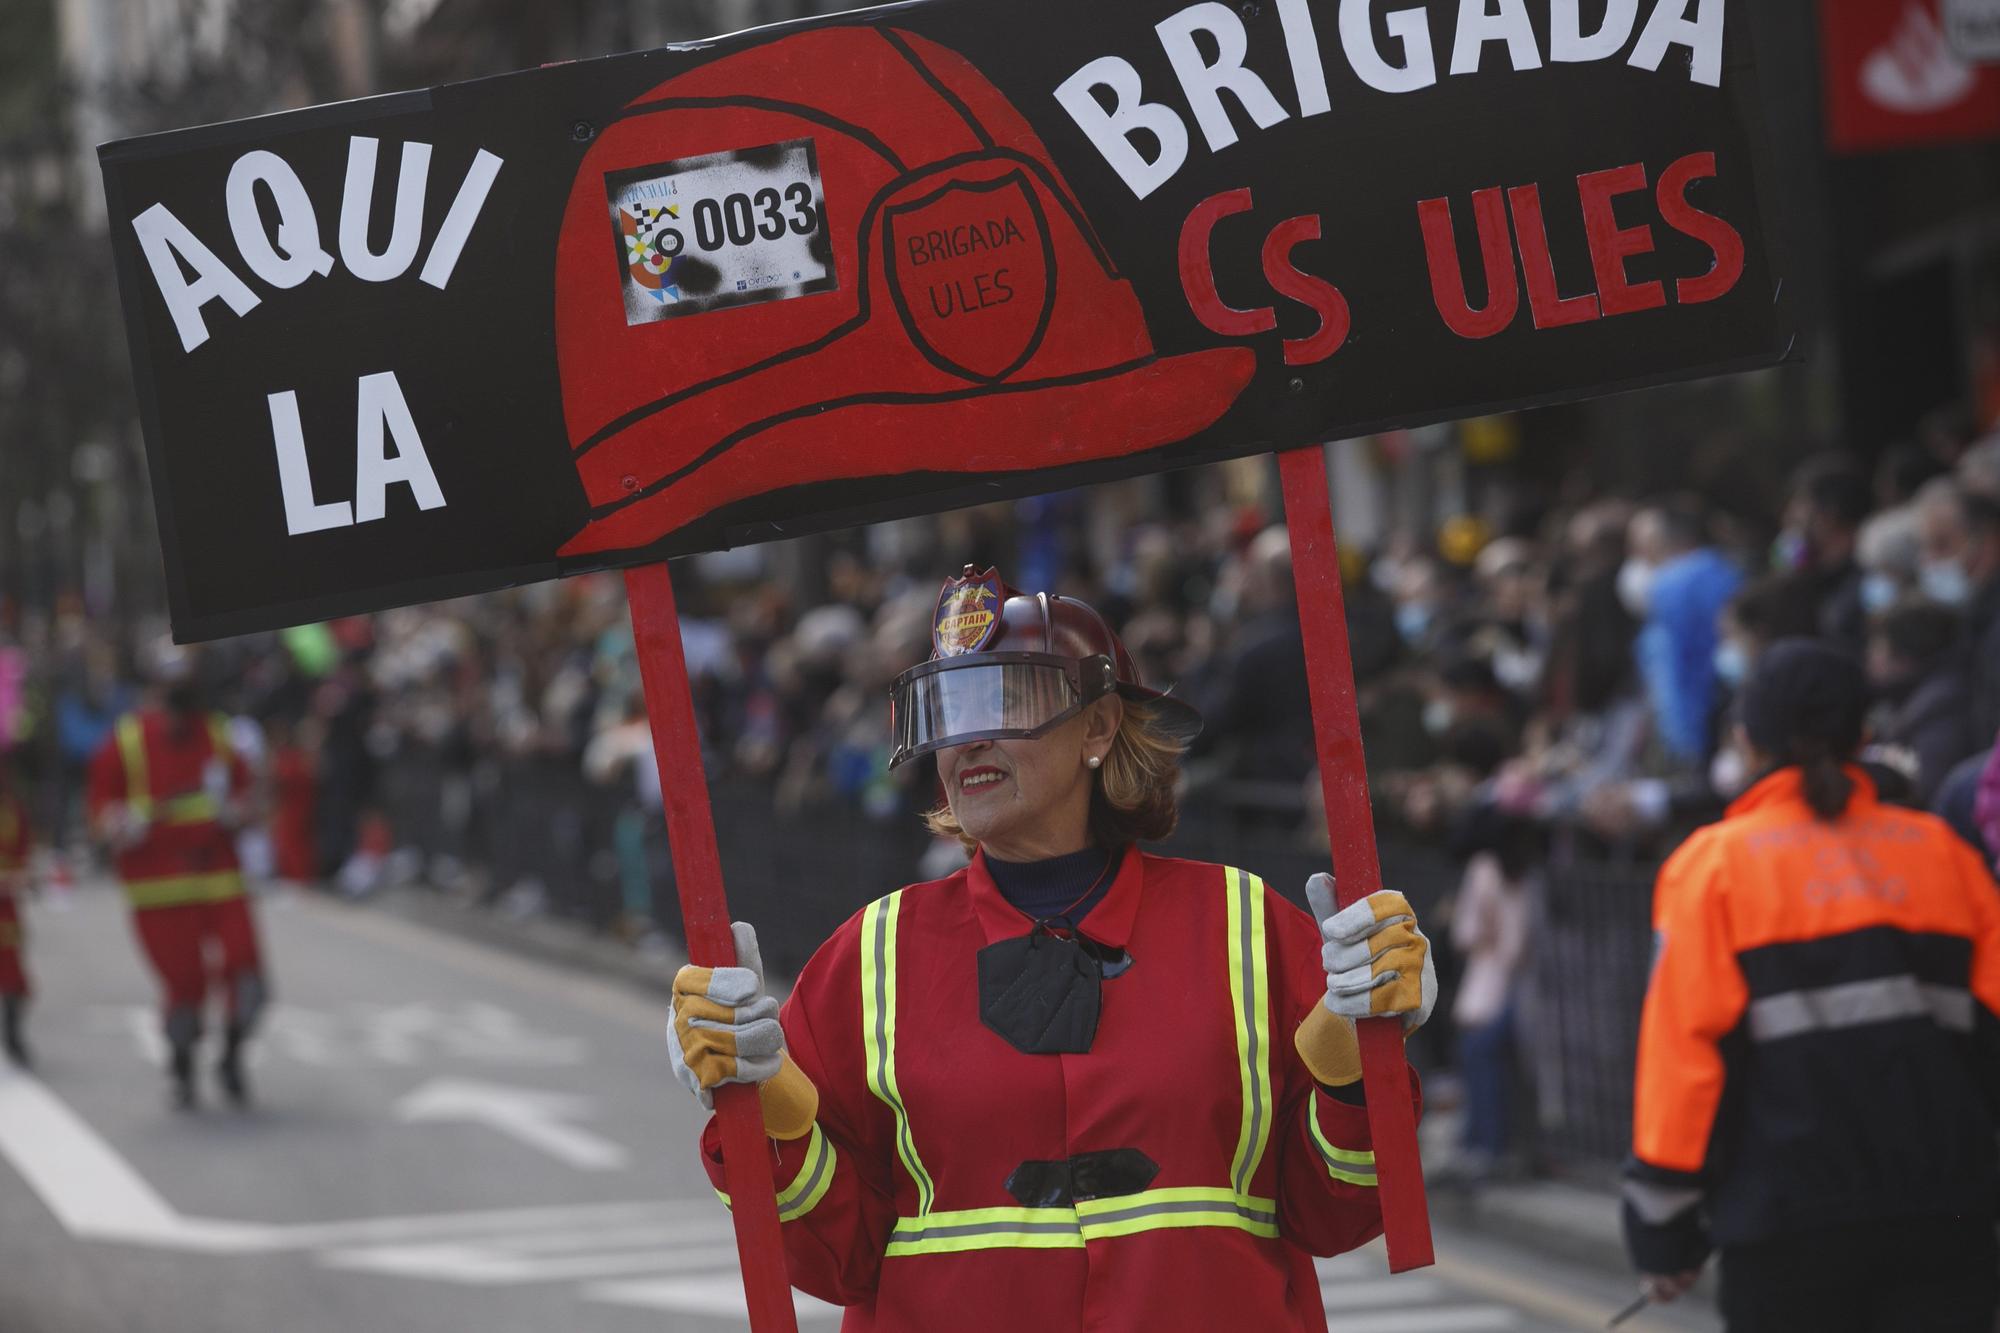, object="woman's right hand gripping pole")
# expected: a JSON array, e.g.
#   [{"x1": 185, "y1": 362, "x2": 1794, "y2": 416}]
[{"x1": 669, "y1": 921, "x2": 819, "y2": 1141}]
